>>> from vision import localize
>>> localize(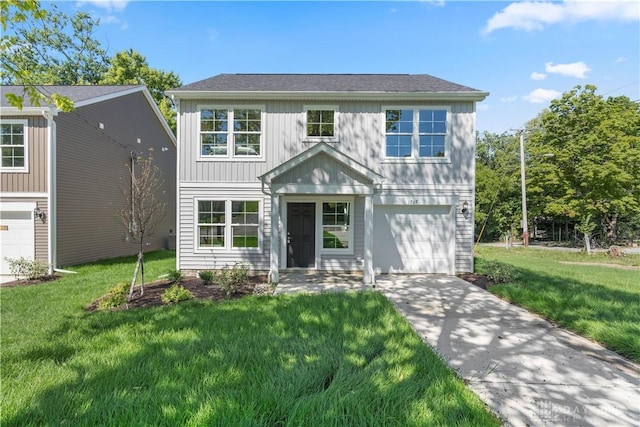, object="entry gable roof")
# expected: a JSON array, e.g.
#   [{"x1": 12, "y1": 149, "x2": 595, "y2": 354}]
[{"x1": 259, "y1": 142, "x2": 383, "y2": 187}]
